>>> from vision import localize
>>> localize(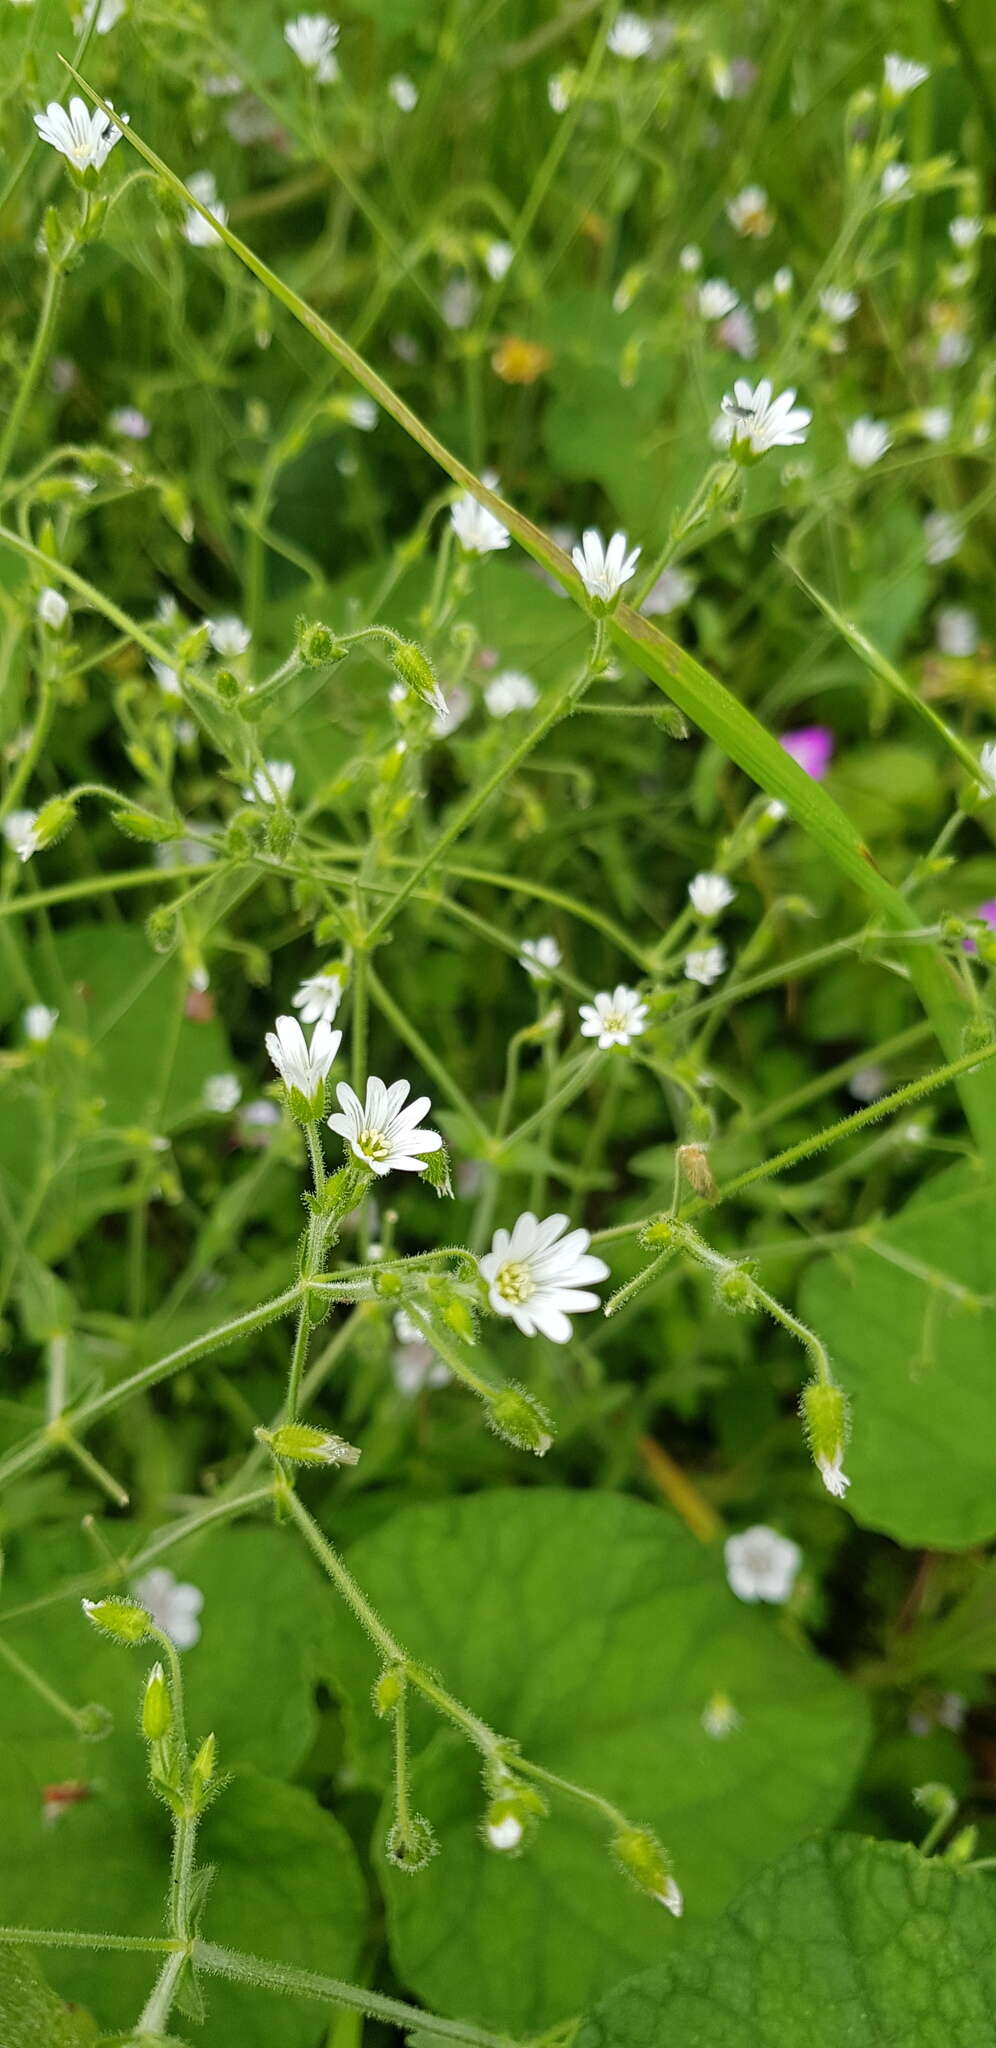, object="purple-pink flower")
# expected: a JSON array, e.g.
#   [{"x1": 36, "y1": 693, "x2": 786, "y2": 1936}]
[
  {"x1": 780, "y1": 726, "x2": 835, "y2": 780},
  {"x1": 963, "y1": 900, "x2": 996, "y2": 954}
]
